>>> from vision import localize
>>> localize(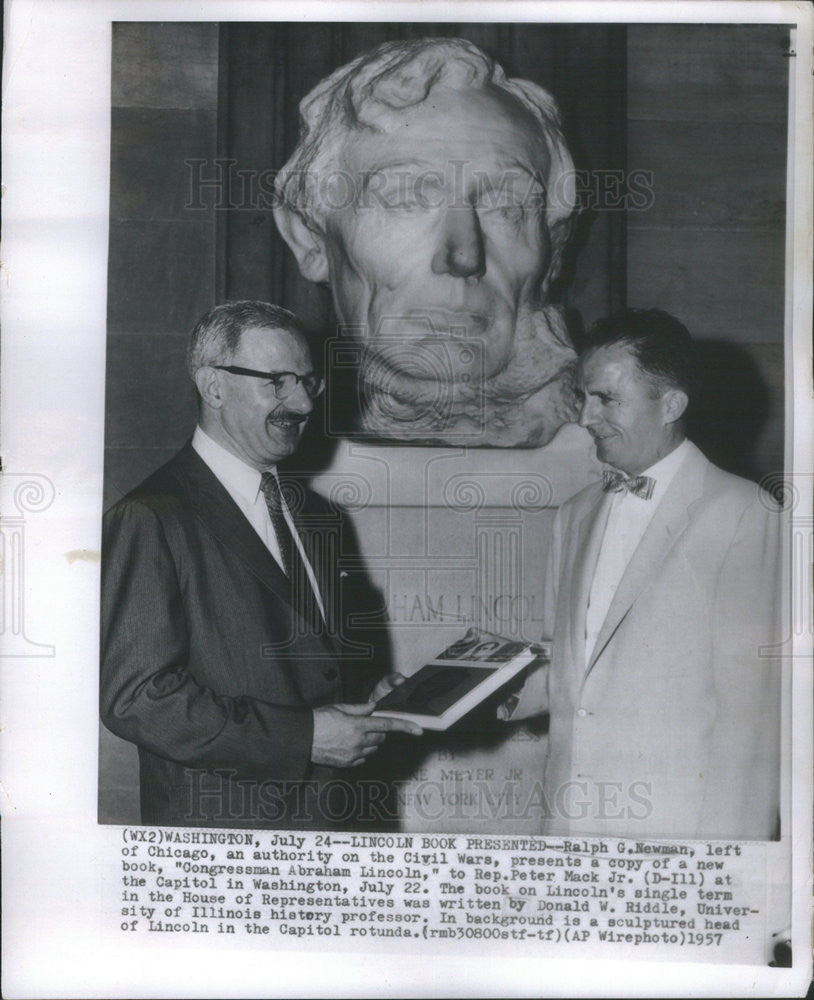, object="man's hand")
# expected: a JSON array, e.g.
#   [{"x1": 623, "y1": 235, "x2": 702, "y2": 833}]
[
  {"x1": 496, "y1": 689, "x2": 522, "y2": 722},
  {"x1": 369, "y1": 672, "x2": 408, "y2": 704},
  {"x1": 311, "y1": 702, "x2": 422, "y2": 768}
]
